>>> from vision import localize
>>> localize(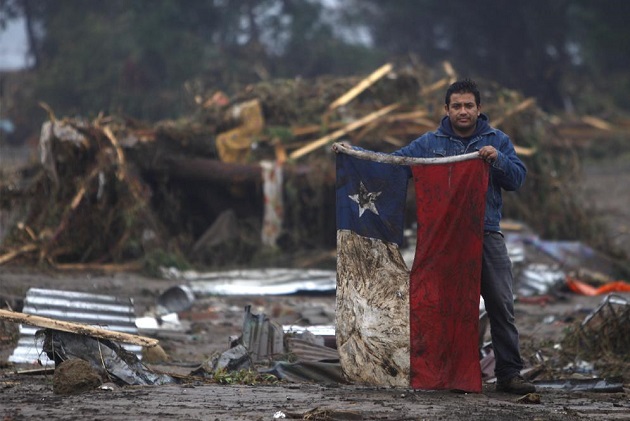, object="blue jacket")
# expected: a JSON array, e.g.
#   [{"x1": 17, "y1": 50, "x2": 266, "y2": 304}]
[{"x1": 392, "y1": 114, "x2": 526, "y2": 232}]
